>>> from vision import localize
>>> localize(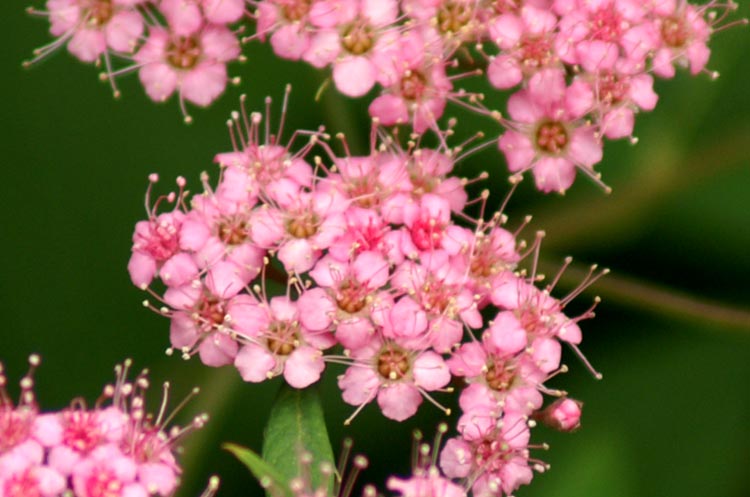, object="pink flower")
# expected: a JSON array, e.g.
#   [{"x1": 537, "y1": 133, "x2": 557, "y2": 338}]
[
  {"x1": 233, "y1": 296, "x2": 334, "y2": 388},
  {"x1": 440, "y1": 416, "x2": 536, "y2": 497},
  {"x1": 128, "y1": 176, "x2": 189, "y2": 289},
  {"x1": 135, "y1": 23, "x2": 240, "y2": 115},
  {"x1": 498, "y1": 68, "x2": 604, "y2": 193},
  {"x1": 0, "y1": 357, "x2": 208, "y2": 497},
  {"x1": 337, "y1": 323, "x2": 451, "y2": 422},
  {"x1": 38, "y1": 0, "x2": 144, "y2": 63},
  {"x1": 368, "y1": 29, "x2": 453, "y2": 132},
  {"x1": 487, "y1": 6, "x2": 561, "y2": 89}
]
